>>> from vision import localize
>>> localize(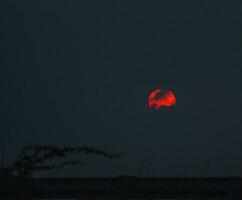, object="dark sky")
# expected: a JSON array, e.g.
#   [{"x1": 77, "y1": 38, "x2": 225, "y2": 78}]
[{"x1": 0, "y1": 0, "x2": 242, "y2": 177}]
